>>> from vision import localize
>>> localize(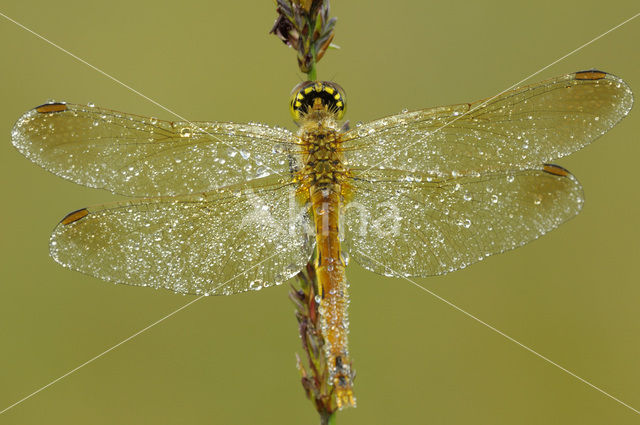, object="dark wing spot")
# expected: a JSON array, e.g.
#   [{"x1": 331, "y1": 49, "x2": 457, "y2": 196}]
[
  {"x1": 575, "y1": 70, "x2": 607, "y2": 81},
  {"x1": 60, "y1": 208, "x2": 89, "y2": 225},
  {"x1": 542, "y1": 164, "x2": 570, "y2": 177},
  {"x1": 35, "y1": 103, "x2": 68, "y2": 114}
]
